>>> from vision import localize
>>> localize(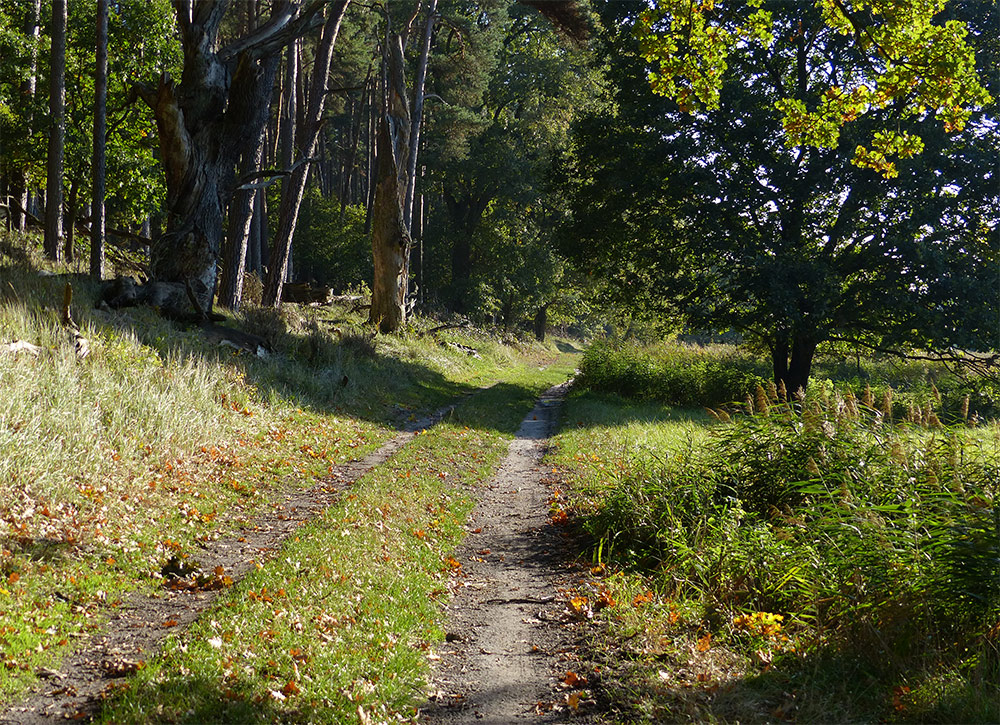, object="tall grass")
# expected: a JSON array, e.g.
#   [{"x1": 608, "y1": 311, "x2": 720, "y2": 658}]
[
  {"x1": 578, "y1": 338, "x2": 1000, "y2": 419},
  {"x1": 563, "y1": 382, "x2": 1000, "y2": 720},
  {"x1": 578, "y1": 340, "x2": 768, "y2": 407}
]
